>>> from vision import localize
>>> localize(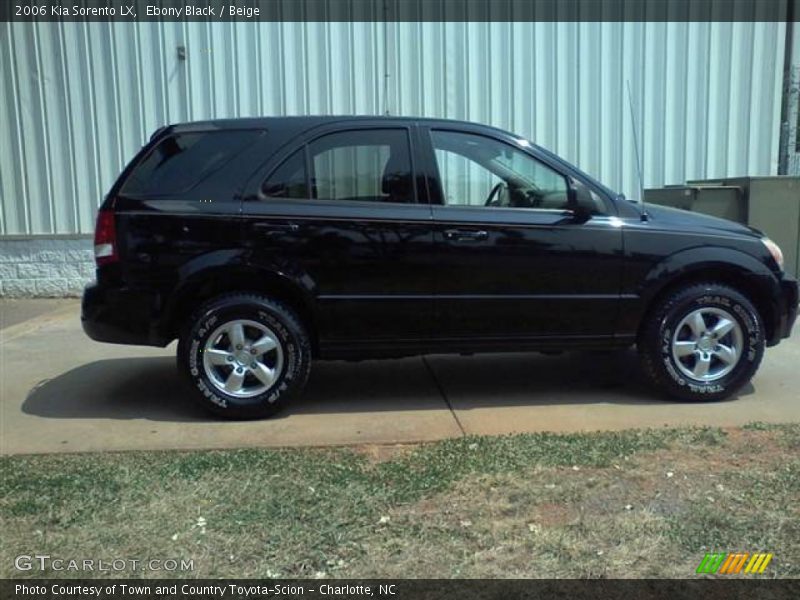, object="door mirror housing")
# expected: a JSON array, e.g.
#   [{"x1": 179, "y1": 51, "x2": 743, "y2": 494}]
[
  {"x1": 565, "y1": 201, "x2": 592, "y2": 223},
  {"x1": 567, "y1": 182, "x2": 594, "y2": 223}
]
